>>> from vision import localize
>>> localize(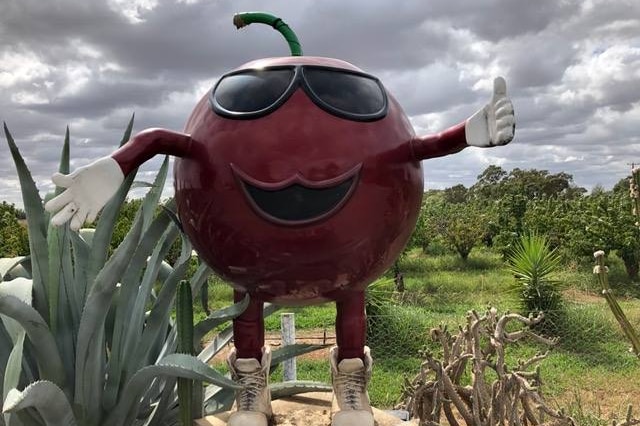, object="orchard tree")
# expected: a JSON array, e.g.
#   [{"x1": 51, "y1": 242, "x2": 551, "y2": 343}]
[
  {"x1": 0, "y1": 201, "x2": 29, "y2": 257},
  {"x1": 410, "y1": 191, "x2": 446, "y2": 253},
  {"x1": 443, "y1": 184, "x2": 468, "y2": 204},
  {"x1": 441, "y1": 202, "x2": 487, "y2": 260},
  {"x1": 471, "y1": 165, "x2": 507, "y2": 200},
  {"x1": 523, "y1": 197, "x2": 581, "y2": 253},
  {"x1": 577, "y1": 190, "x2": 640, "y2": 280}
]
